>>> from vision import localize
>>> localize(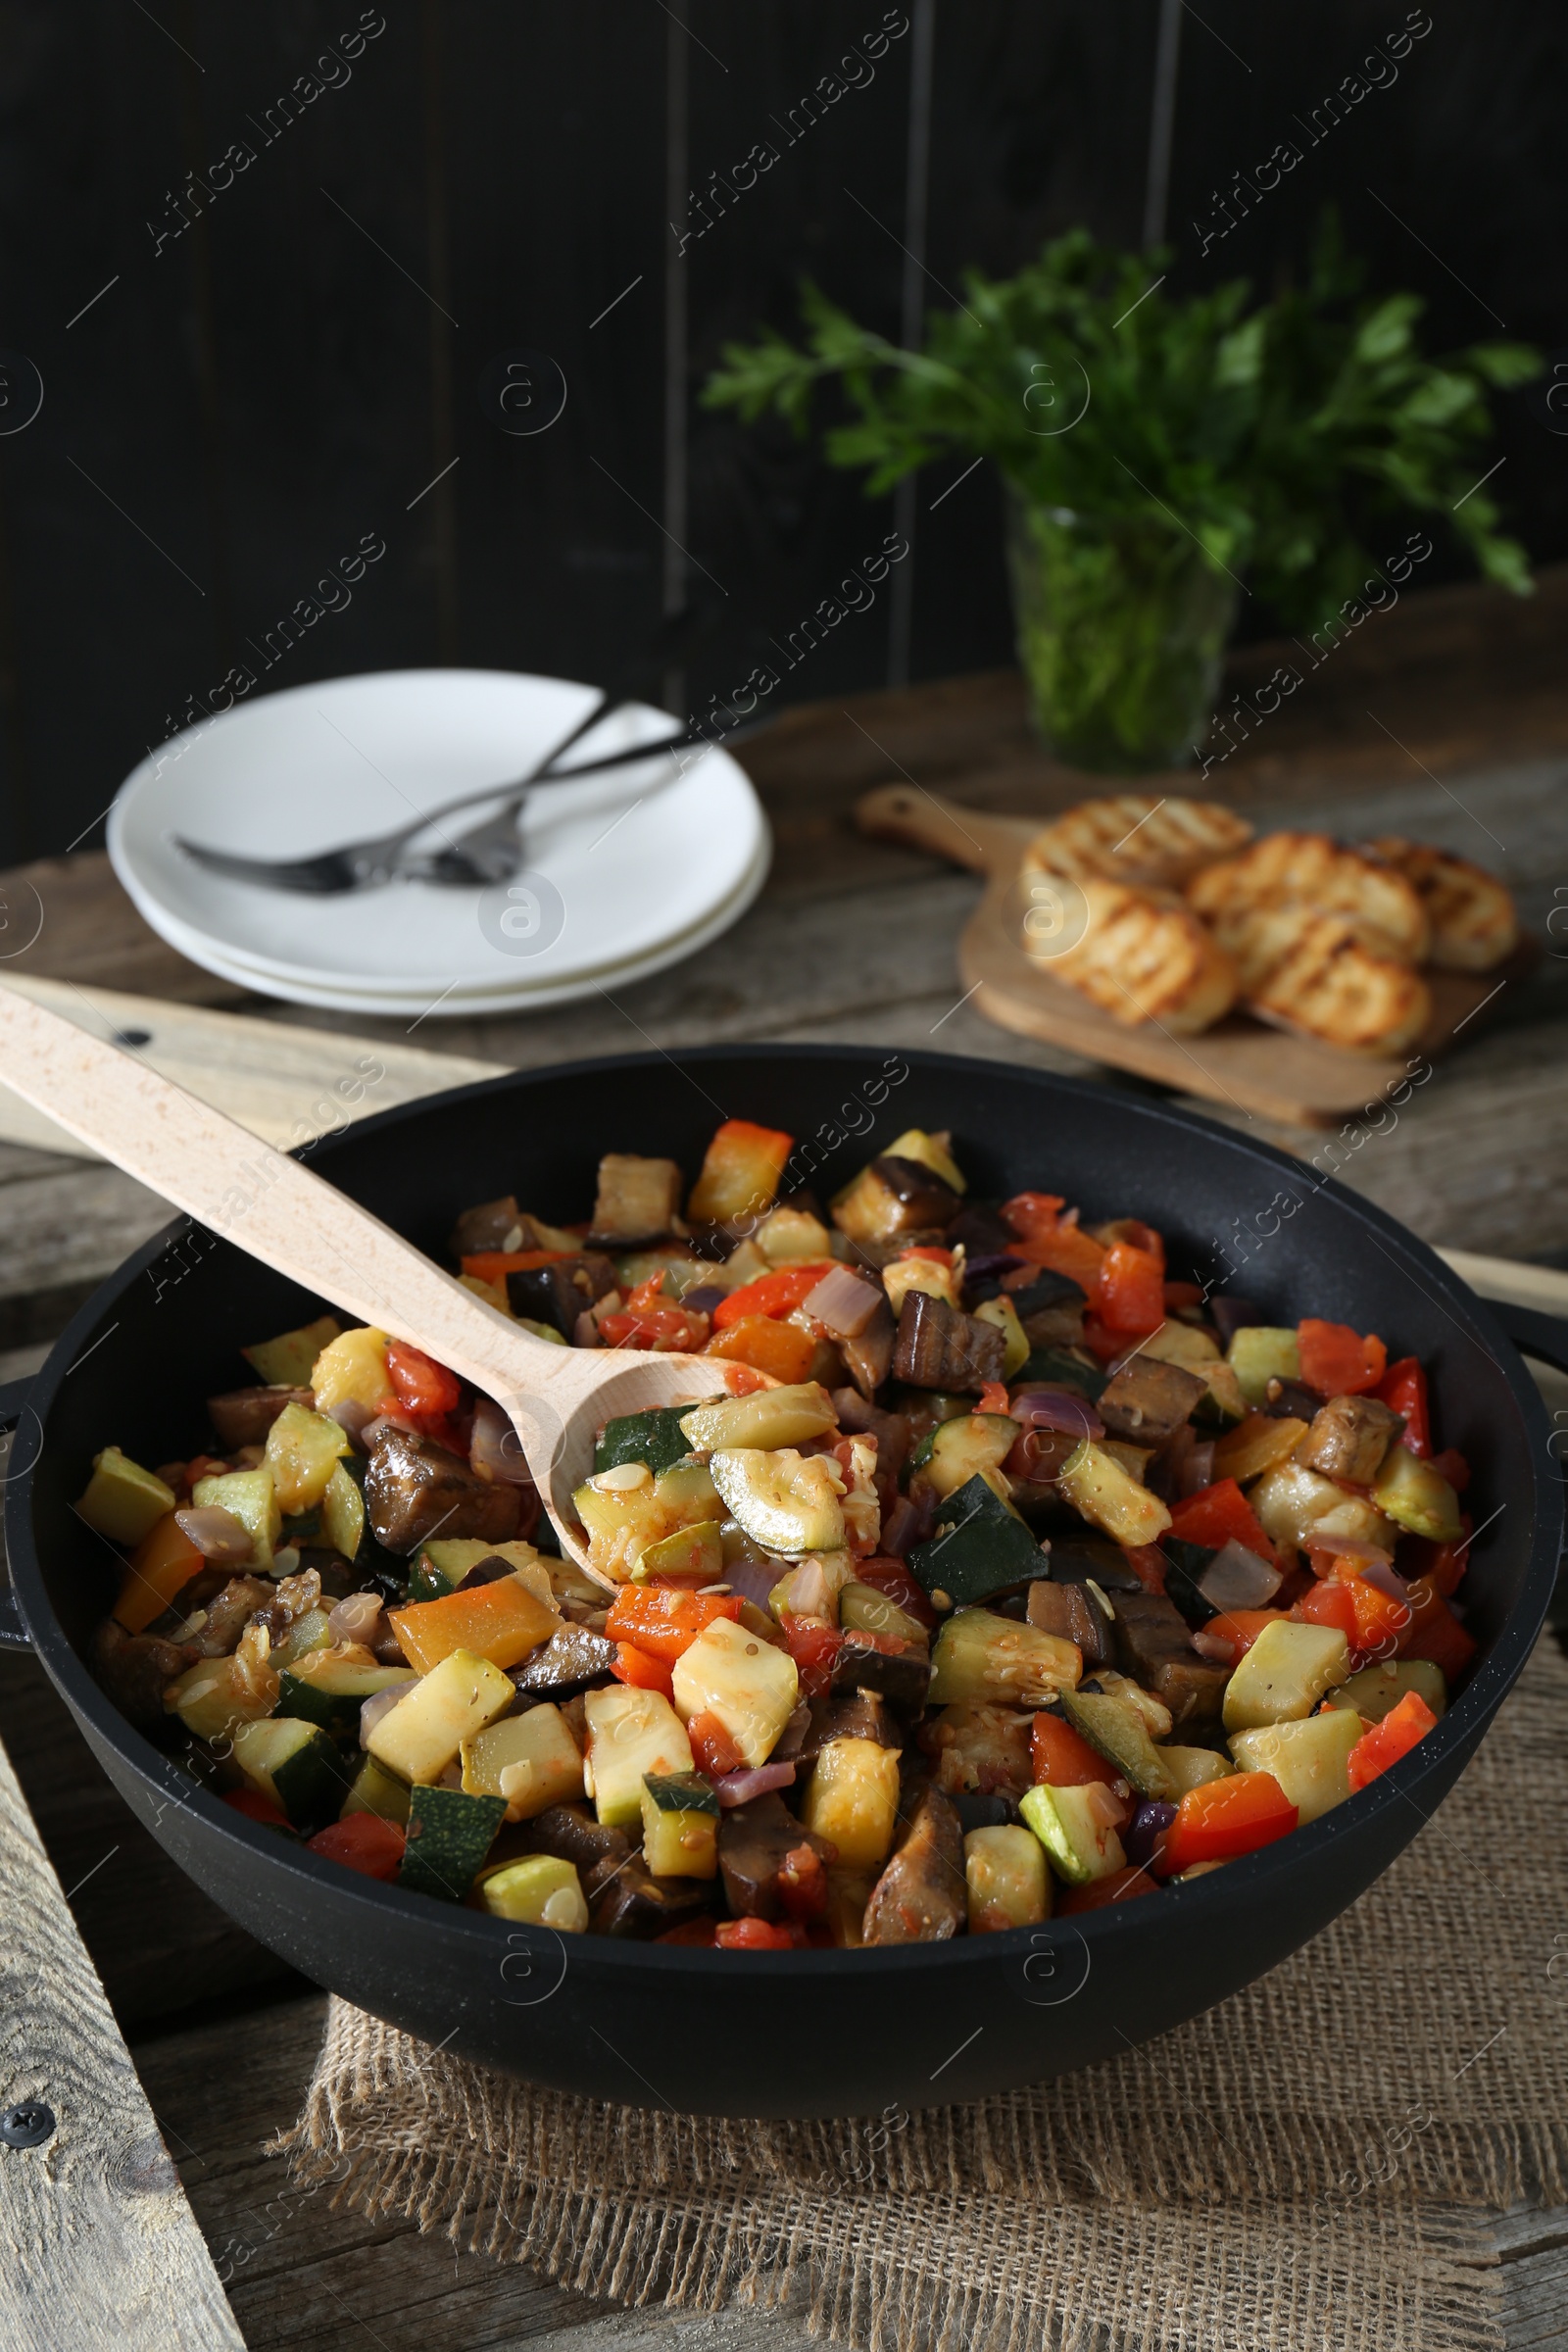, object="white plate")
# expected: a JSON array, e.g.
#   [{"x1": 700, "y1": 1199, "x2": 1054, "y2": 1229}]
[
  {"x1": 132, "y1": 831, "x2": 772, "y2": 1017},
  {"x1": 108, "y1": 668, "x2": 767, "y2": 1002}
]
